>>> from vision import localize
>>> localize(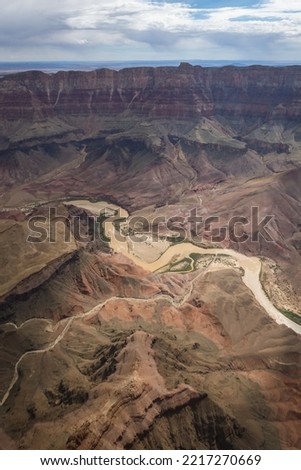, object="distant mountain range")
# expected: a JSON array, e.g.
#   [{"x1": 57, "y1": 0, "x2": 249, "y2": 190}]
[{"x1": 1, "y1": 59, "x2": 301, "y2": 75}]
